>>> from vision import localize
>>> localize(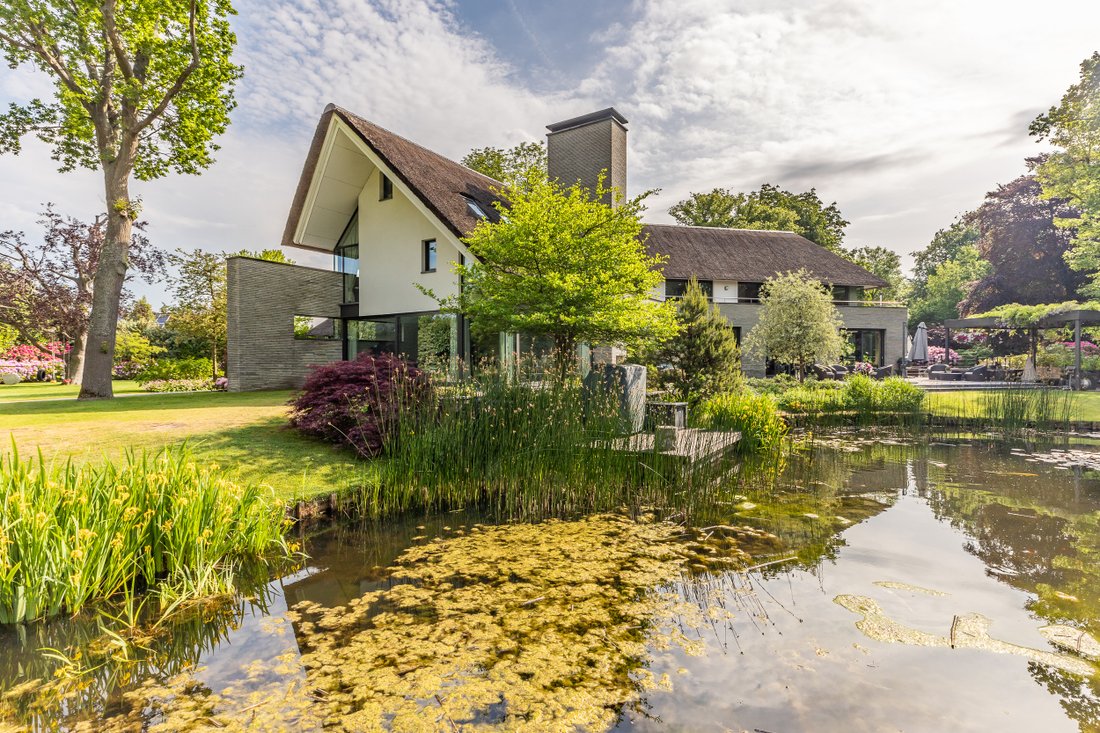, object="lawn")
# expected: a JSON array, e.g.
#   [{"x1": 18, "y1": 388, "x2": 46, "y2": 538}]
[
  {"x1": 926, "y1": 389, "x2": 1100, "y2": 421},
  {"x1": 0, "y1": 389, "x2": 368, "y2": 503},
  {"x1": 0, "y1": 380, "x2": 144, "y2": 401}
]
